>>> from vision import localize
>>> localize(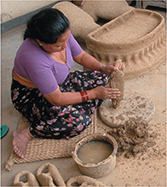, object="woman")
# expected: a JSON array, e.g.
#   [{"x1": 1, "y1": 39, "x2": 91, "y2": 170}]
[{"x1": 11, "y1": 8, "x2": 124, "y2": 159}]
